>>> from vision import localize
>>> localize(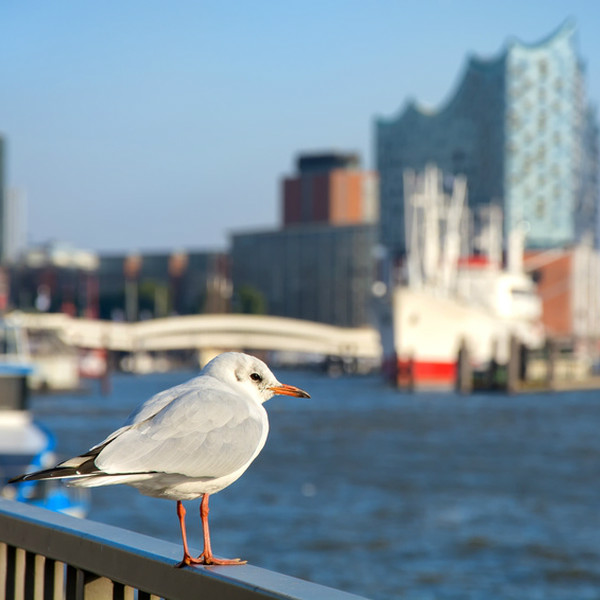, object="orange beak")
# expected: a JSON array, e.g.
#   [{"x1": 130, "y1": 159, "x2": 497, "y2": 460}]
[{"x1": 269, "y1": 383, "x2": 311, "y2": 398}]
